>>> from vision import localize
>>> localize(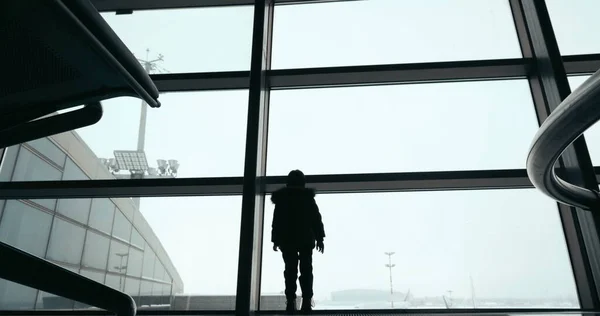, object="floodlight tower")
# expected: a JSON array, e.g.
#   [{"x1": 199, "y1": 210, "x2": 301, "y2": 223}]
[{"x1": 136, "y1": 48, "x2": 165, "y2": 152}]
